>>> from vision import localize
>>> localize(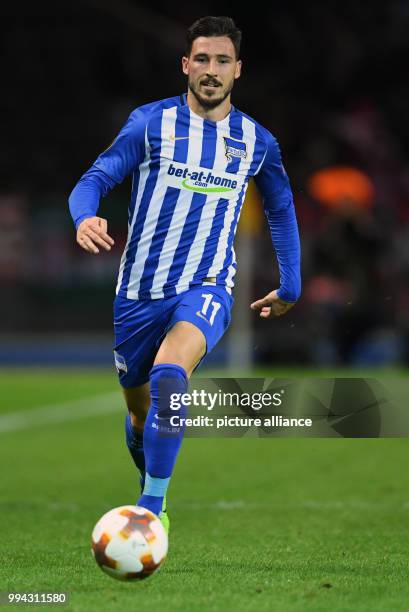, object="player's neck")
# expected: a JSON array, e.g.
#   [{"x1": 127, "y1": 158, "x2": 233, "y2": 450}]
[{"x1": 186, "y1": 91, "x2": 232, "y2": 123}]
